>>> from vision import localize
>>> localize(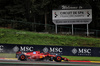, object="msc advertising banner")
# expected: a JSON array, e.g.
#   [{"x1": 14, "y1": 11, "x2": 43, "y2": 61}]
[{"x1": 0, "y1": 44, "x2": 100, "y2": 57}]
